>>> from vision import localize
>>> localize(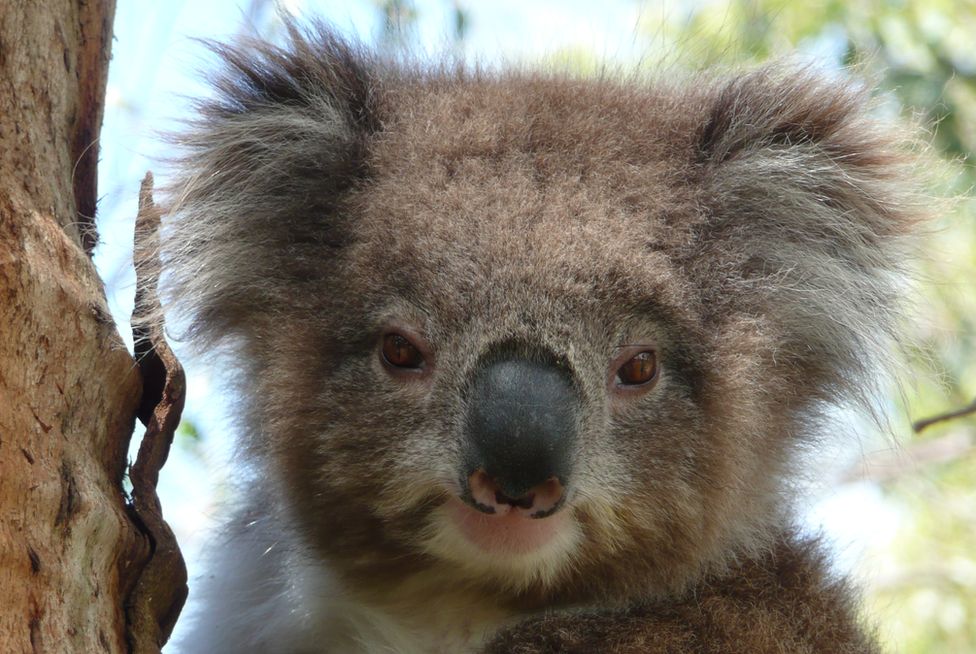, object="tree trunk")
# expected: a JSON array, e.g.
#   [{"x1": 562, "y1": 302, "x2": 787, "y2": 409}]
[{"x1": 0, "y1": 2, "x2": 184, "y2": 652}]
